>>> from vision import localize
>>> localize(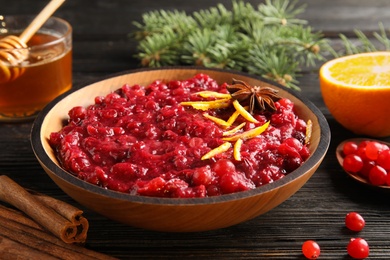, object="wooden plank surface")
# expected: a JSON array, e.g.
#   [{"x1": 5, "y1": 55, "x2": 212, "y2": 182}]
[{"x1": 1, "y1": 0, "x2": 390, "y2": 259}]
